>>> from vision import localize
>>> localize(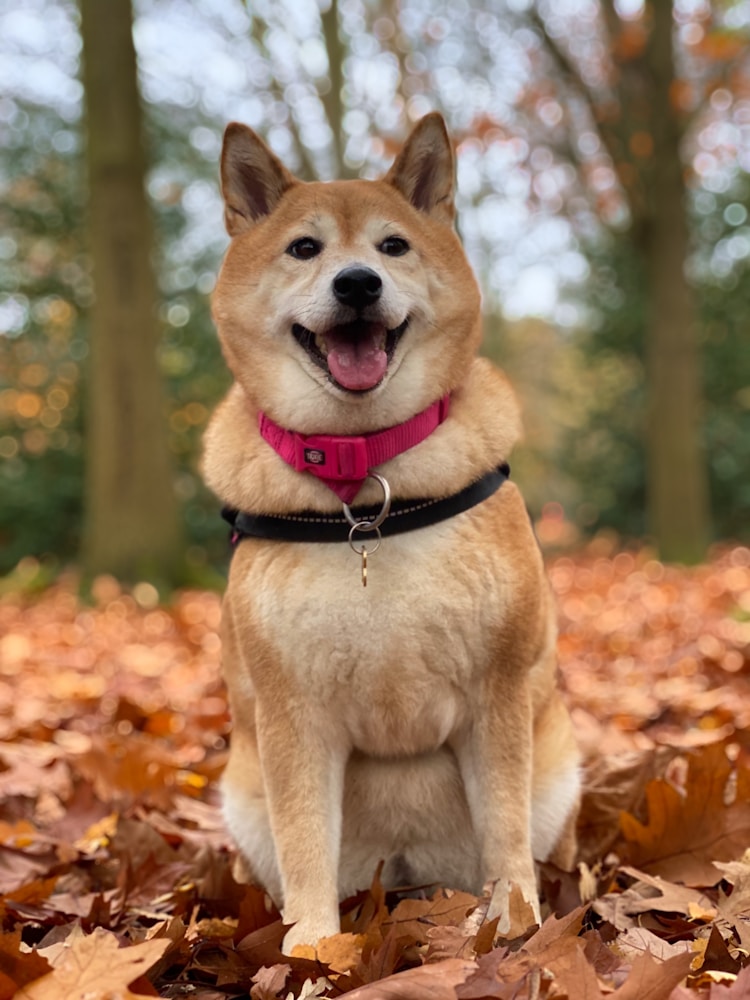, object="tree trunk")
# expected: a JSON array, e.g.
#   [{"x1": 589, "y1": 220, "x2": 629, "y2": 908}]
[
  {"x1": 320, "y1": 0, "x2": 355, "y2": 178},
  {"x1": 79, "y1": 0, "x2": 183, "y2": 583},
  {"x1": 642, "y1": 0, "x2": 710, "y2": 562}
]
